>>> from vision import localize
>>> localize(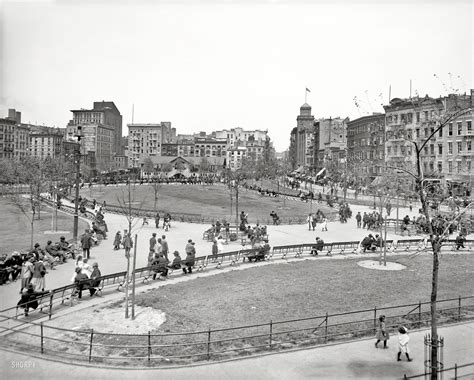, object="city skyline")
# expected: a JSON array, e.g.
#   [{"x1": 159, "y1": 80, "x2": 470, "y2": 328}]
[{"x1": 1, "y1": 0, "x2": 472, "y2": 152}]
